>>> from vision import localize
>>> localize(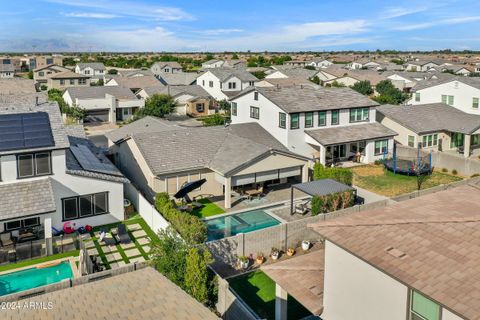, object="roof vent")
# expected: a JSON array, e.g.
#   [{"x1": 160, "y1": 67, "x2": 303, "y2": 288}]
[{"x1": 385, "y1": 247, "x2": 407, "y2": 259}]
